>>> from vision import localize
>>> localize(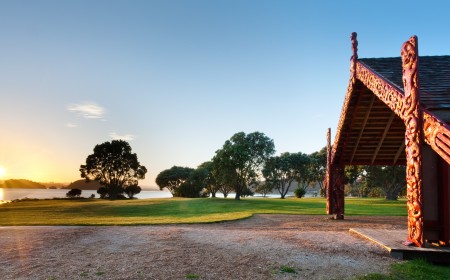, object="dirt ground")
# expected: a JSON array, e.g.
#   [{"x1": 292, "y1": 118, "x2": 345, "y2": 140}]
[{"x1": 0, "y1": 215, "x2": 407, "y2": 280}]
